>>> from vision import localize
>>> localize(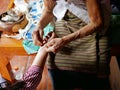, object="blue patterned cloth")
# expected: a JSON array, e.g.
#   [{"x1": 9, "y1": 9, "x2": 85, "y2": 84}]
[{"x1": 22, "y1": 0, "x2": 54, "y2": 54}]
